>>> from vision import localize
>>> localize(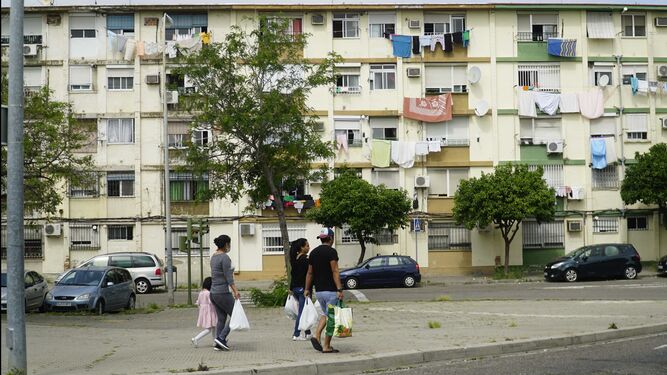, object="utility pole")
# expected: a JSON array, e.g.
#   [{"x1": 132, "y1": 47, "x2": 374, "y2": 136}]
[
  {"x1": 6, "y1": 0, "x2": 26, "y2": 373},
  {"x1": 162, "y1": 12, "x2": 174, "y2": 306},
  {"x1": 186, "y1": 218, "x2": 193, "y2": 305}
]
